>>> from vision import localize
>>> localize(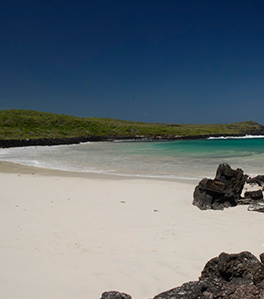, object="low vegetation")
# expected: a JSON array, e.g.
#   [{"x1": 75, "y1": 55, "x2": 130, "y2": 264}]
[{"x1": 0, "y1": 109, "x2": 263, "y2": 140}]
